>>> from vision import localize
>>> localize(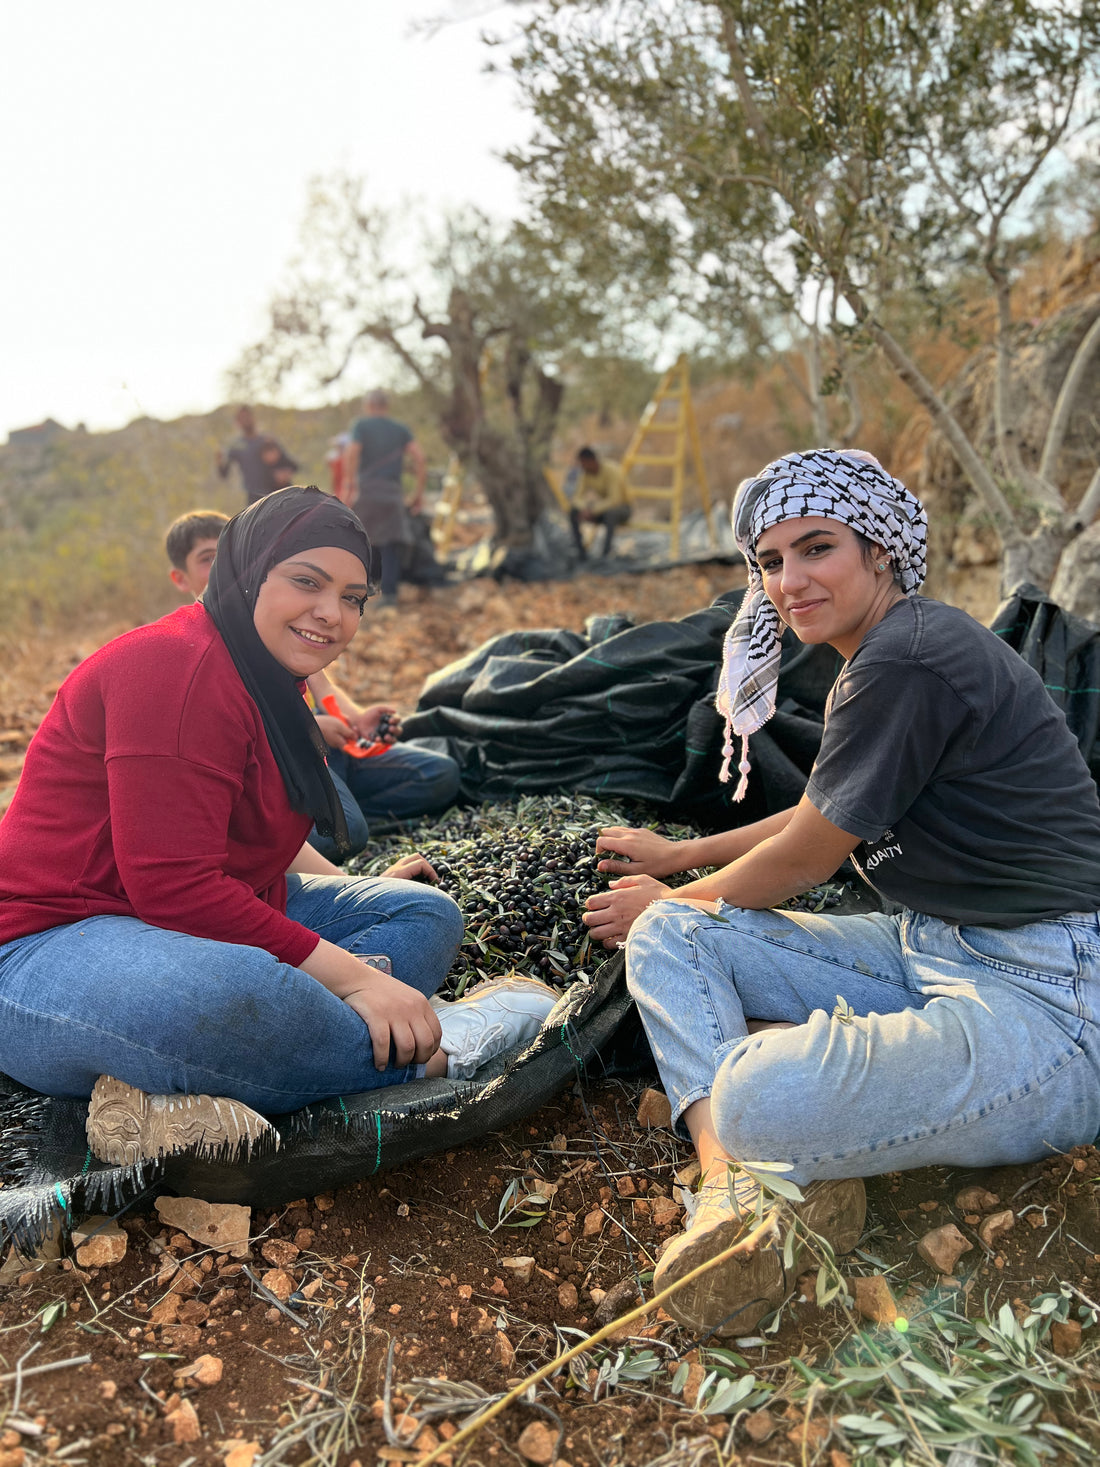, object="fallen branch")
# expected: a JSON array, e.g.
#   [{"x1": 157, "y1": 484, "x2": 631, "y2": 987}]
[{"x1": 0, "y1": 1353, "x2": 91, "y2": 1384}]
